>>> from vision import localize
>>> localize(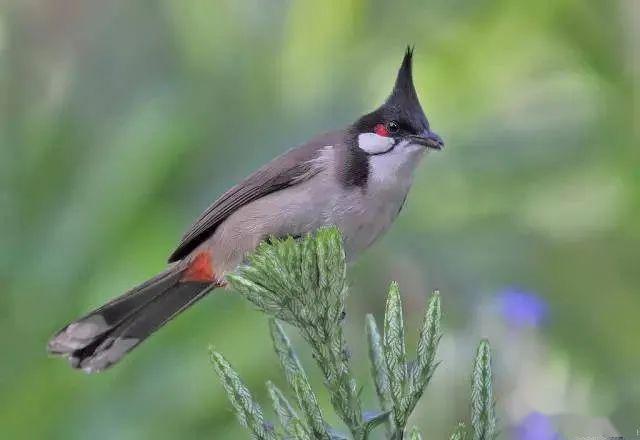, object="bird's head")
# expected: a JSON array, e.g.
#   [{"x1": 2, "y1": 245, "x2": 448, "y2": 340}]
[{"x1": 352, "y1": 47, "x2": 444, "y2": 156}]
